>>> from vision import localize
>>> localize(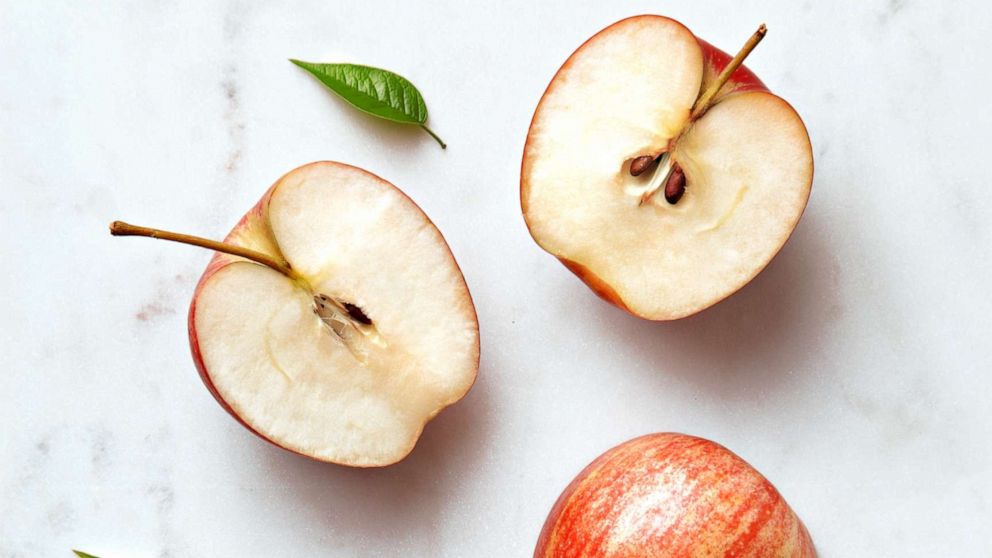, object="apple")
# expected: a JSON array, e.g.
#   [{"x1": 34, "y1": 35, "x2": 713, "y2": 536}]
[
  {"x1": 535, "y1": 433, "x2": 816, "y2": 557},
  {"x1": 521, "y1": 16, "x2": 814, "y2": 320},
  {"x1": 111, "y1": 162, "x2": 480, "y2": 467}
]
